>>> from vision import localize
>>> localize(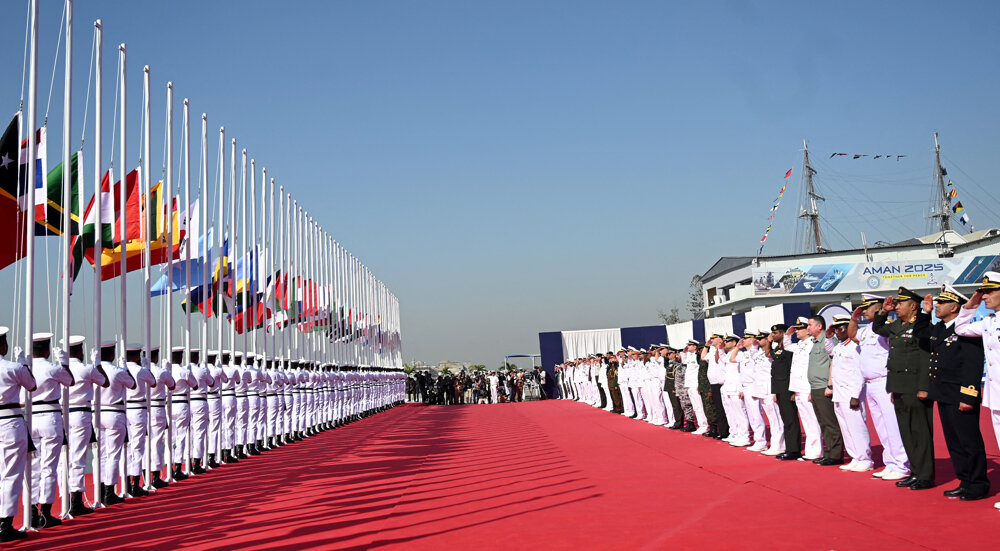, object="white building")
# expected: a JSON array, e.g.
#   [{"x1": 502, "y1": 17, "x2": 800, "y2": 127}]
[{"x1": 701, "y1": 228, "x2": 1000, "y2": 318}]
